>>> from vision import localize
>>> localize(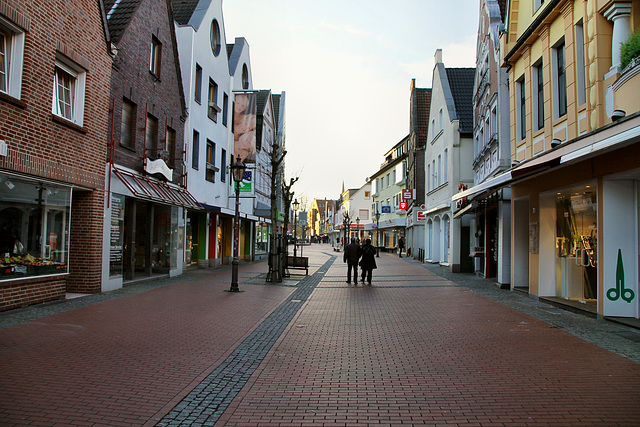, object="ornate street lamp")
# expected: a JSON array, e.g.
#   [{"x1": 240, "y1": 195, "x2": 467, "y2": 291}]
[
  {"x1": 229, "y1": 155, "x2": 246, "y2": 292},
  {"x1": 293, "y1": 198, "x2": 300, "y2": 258},
  {"x1": 375, "y1": 209, "x2": 381, "y2": 257}
]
